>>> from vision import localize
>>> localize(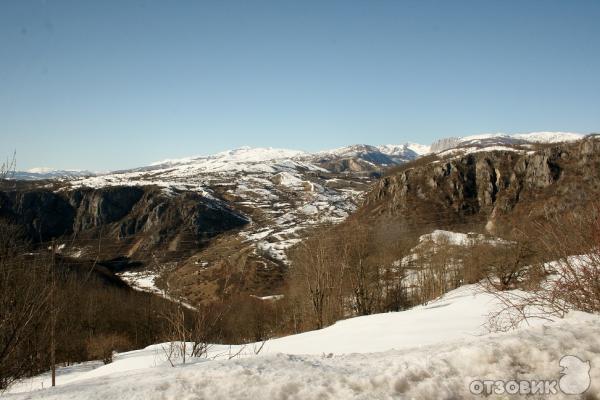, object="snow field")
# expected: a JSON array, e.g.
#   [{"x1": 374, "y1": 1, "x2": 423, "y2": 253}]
[{"x1": 7, "y1": 284, "x2": 600, "y2": 399}]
